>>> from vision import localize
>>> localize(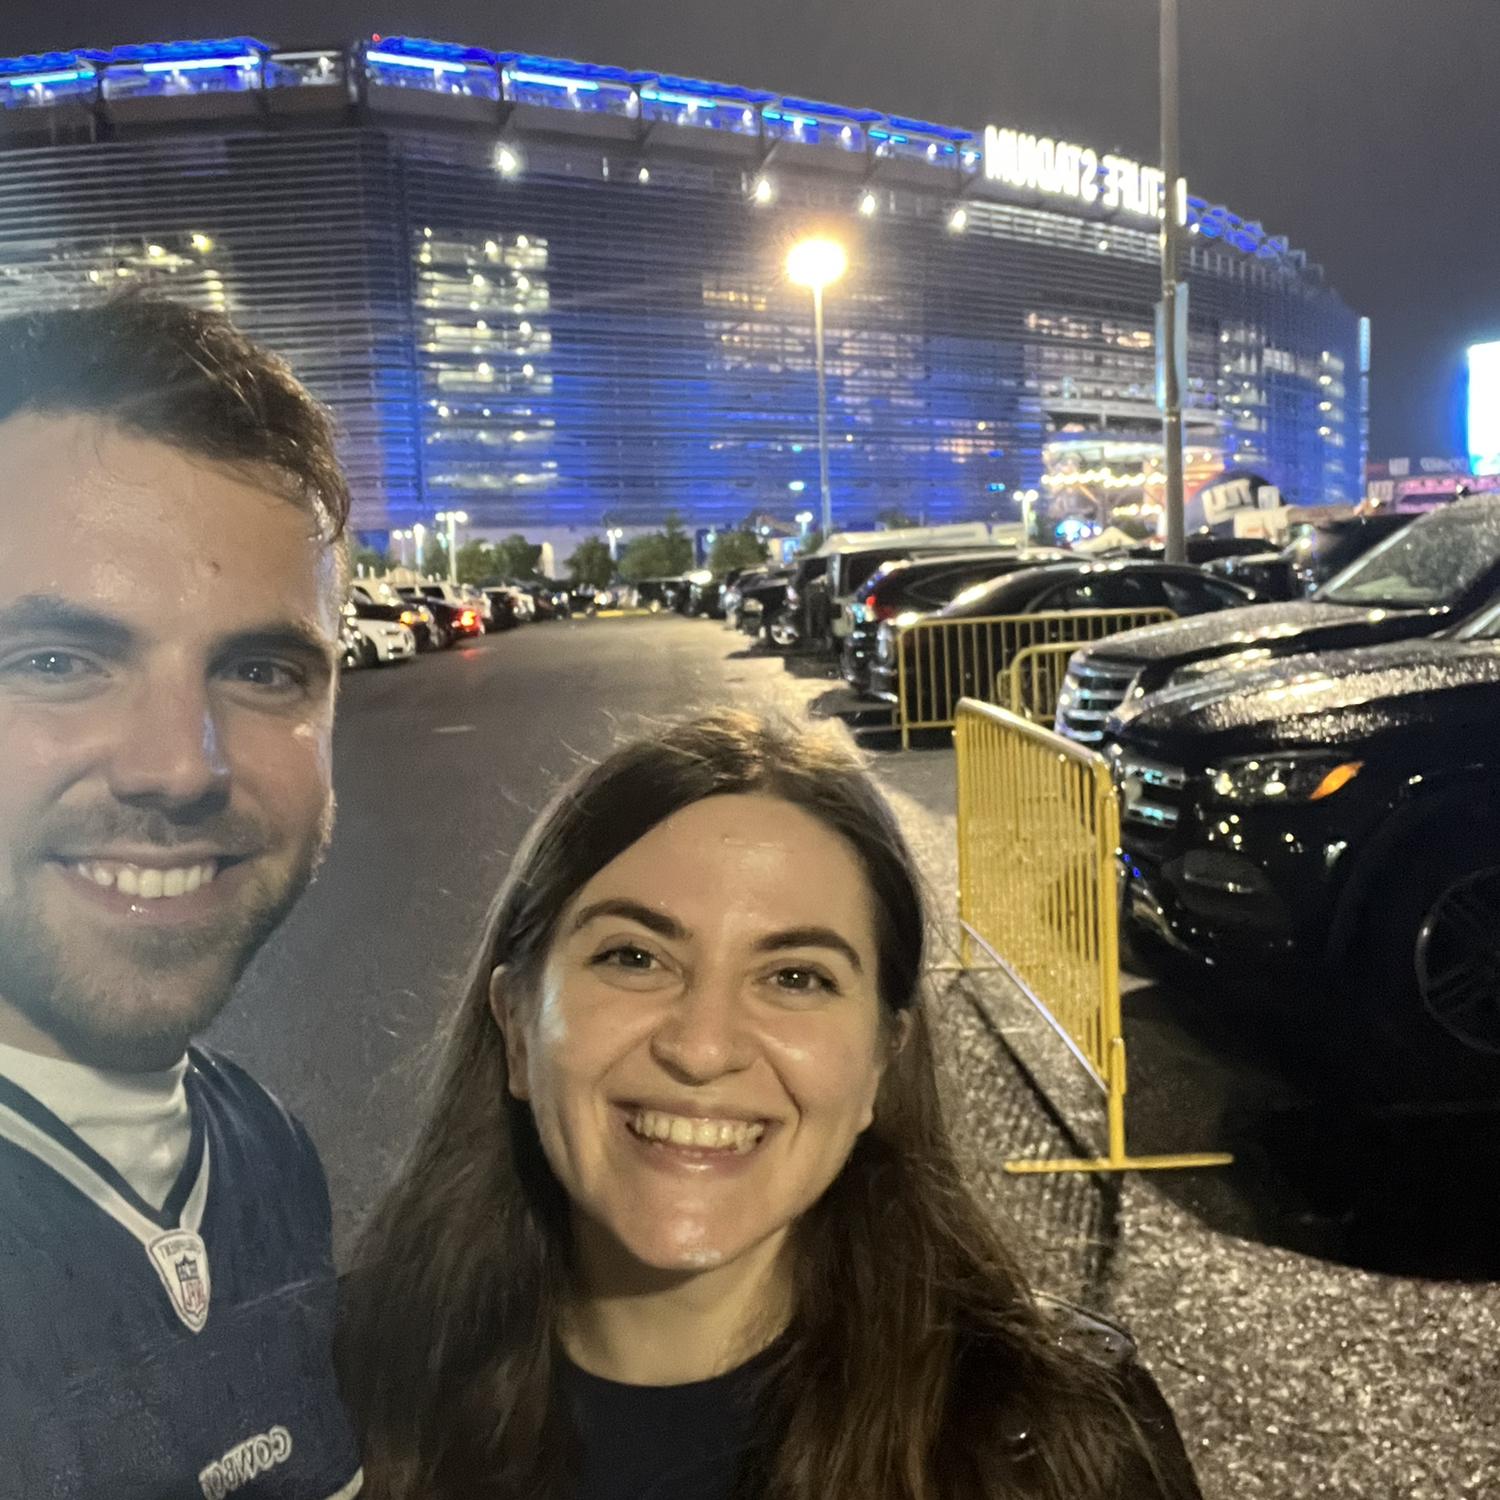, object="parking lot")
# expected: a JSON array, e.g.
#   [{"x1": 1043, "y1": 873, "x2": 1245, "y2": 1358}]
[{"x1": 210, "y1": 611, "x2": 1497, "y2": 1500}]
